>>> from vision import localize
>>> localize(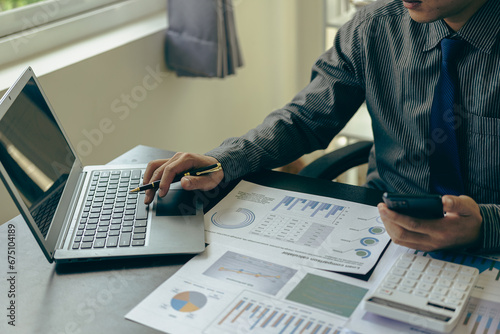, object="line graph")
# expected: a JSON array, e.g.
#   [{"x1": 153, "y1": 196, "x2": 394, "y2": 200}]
[
  {"x1": 203, "y1": 251, "x2": 297, "y2": 295},
  {"x1": 218, "y1": 267, "x2": 281, "y2": 279}
]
